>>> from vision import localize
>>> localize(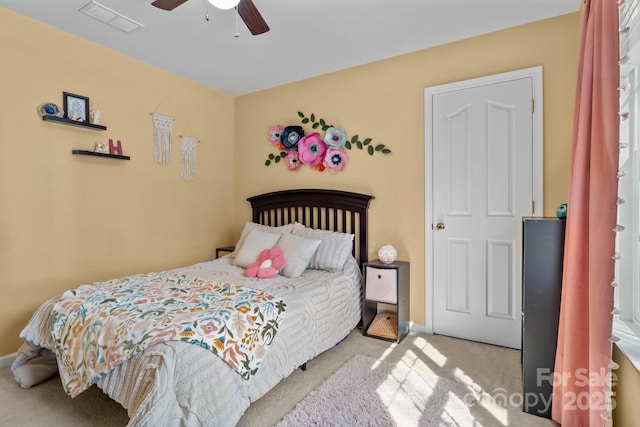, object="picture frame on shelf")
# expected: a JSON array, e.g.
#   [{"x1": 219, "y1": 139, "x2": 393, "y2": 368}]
[{"x1": 63, "y1": 92, "x2": 89, "y2": 122}]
